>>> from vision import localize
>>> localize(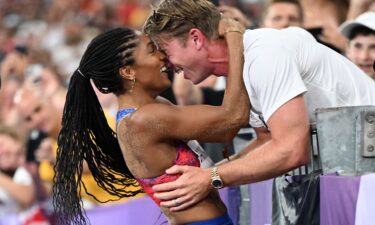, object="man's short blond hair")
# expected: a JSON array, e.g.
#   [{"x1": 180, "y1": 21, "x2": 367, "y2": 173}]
[{"x1": 143, "y1": 0, "x2": 221, "y2": 45}]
